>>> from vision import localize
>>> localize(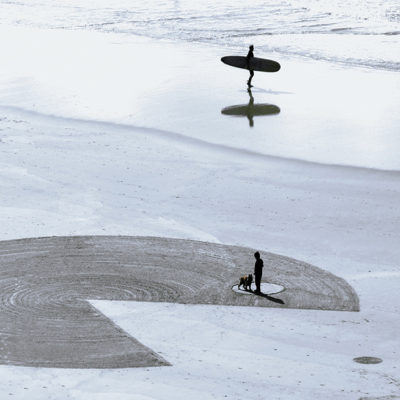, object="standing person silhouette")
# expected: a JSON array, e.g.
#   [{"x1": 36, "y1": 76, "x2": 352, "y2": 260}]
[
  {"x1": 246, "y1": 45, "x2": 255, "y2": 87},
  {"x1": 254, "y1": 251, "x2": 263, "y2": 293}
]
